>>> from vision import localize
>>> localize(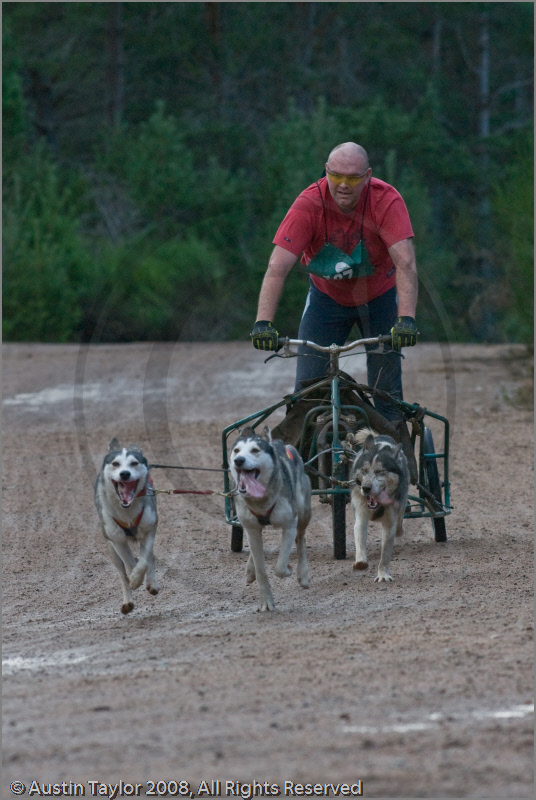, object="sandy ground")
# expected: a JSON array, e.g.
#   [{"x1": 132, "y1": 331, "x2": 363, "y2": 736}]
[{"x1": 2, "y1": 340, "x2": 534, "y2": 799}]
